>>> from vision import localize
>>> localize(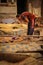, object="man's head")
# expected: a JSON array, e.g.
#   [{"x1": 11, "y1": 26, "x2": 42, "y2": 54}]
[
  {"x1": 16, "y1": 14, "x2": 21, "y2": 20},
  {"x1": 16, "y1": 14, "x2": 20, "y2": 18}
]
